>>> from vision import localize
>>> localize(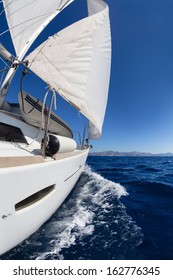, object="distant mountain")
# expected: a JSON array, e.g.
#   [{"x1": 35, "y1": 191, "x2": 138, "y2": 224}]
[{"x1": 89, "y1": 150, "x2": 173, "y2": 156}]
